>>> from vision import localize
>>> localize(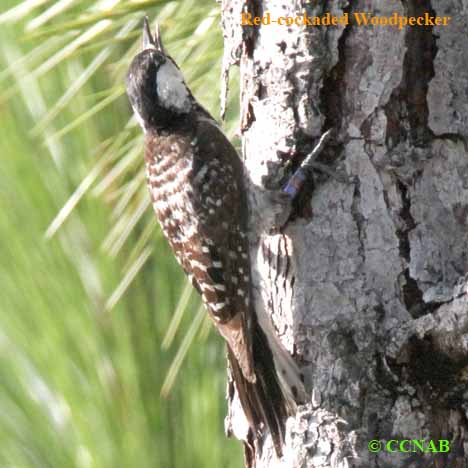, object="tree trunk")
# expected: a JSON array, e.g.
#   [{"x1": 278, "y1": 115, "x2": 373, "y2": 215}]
[{"x1": 221, "y1": 0, "x2": 468, "y2": 467}]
